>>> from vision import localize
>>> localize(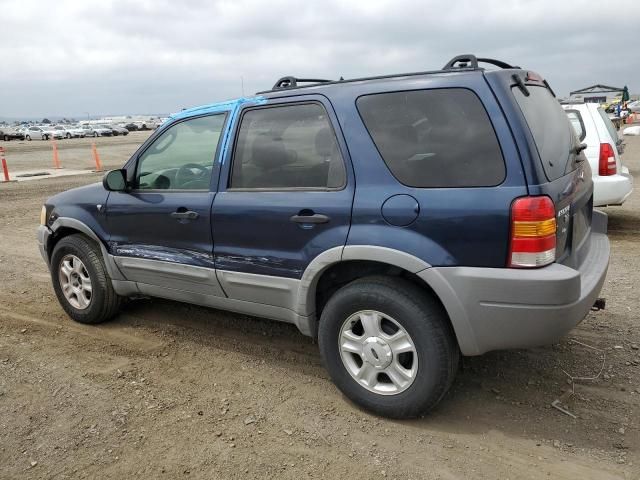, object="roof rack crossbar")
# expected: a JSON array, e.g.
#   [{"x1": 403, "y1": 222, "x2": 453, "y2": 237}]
[
  {"x1": 272, "y1": 76, "x2": 333, "y2": 90},
  {"x1": 442, "y1": 54, "x2": 518, "y2": 70}
]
